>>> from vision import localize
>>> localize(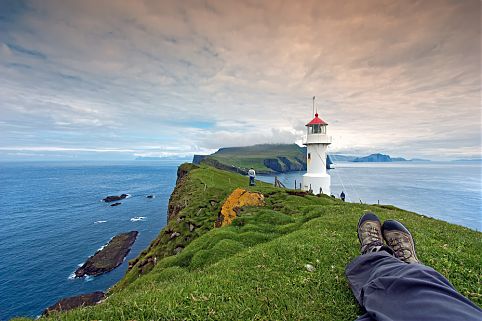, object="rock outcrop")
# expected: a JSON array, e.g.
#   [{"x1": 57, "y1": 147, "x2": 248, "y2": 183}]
[
  {"x1": 43, "y1": 292, "x2": 105, "y2": 315},
  {"x1": 75, "y1": 231, "x2": 138, "y2": 277},
  {"x1": 103, "y1": 194, "x2": 129, "y2": 202},
  {"x1": 215, "y1": 188, "x2": 265, "y2": 227}
]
